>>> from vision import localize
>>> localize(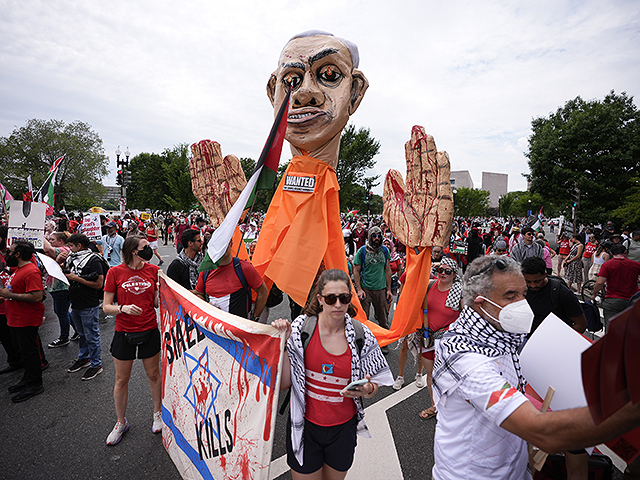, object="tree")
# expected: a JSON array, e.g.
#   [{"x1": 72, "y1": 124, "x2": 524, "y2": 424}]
[
  {"x1": 611, "y1": 176, "x2": 640, "y2": 229},
  {"x1": 499, "y1": 191, "x2": 549, "y2": 218},
  {"x1": 163, "y1": 144, "x2": 198, "y2": 213},
  {"x1": 526, "y1": 91, "x2": 640, "y2": 224},
  {"x1": 454, "y1": 188, "x2": 490, "y2": 217},
  {"x1": 0, "y1": 119, "x2": 108, "y2": 210},
  {"x1": 127, "y1": 152, "x2": 171, "y2": 211},
  {"x1": 337, "y1": 124, "x2": 380, "y2": 211}
]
